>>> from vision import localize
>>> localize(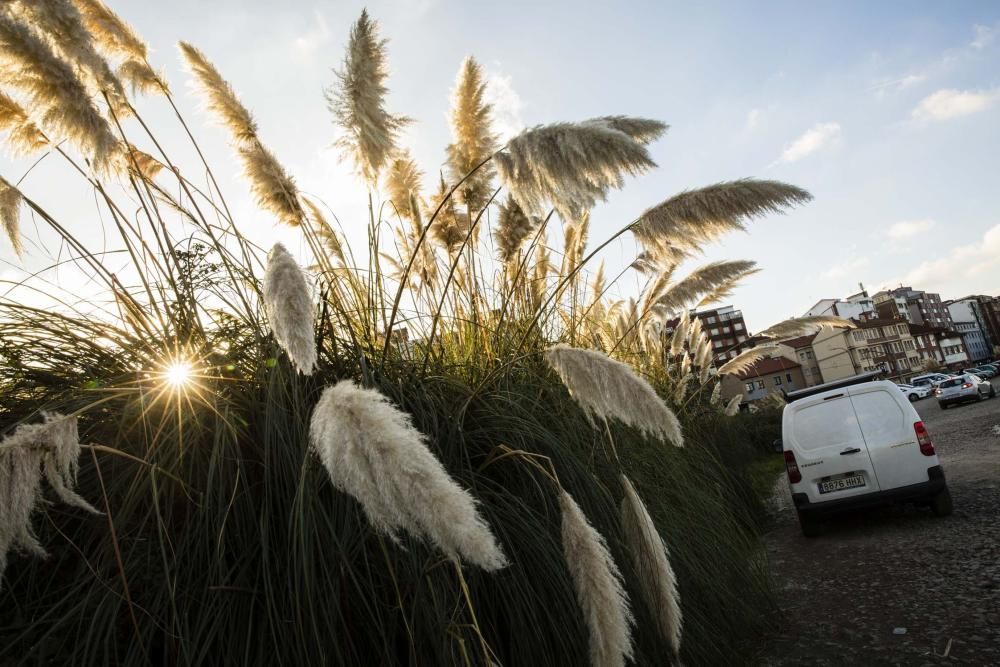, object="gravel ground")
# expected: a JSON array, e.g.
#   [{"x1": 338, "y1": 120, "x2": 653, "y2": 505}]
[{"x1": 758, "y1": 378, "x2": 1000, "y2": 666}]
